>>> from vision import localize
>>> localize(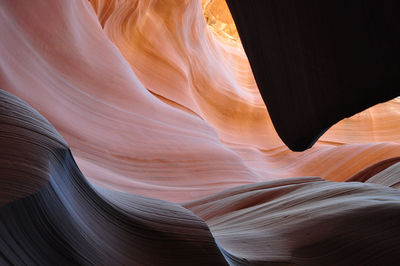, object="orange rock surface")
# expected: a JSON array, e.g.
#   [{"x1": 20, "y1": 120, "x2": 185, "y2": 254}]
[
  {"x1": 1, "y1": 0, "x2": 399, "y2": 203},
  {"x1": 1, "y1": 0, "x2": 400, "y2": 264}
]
